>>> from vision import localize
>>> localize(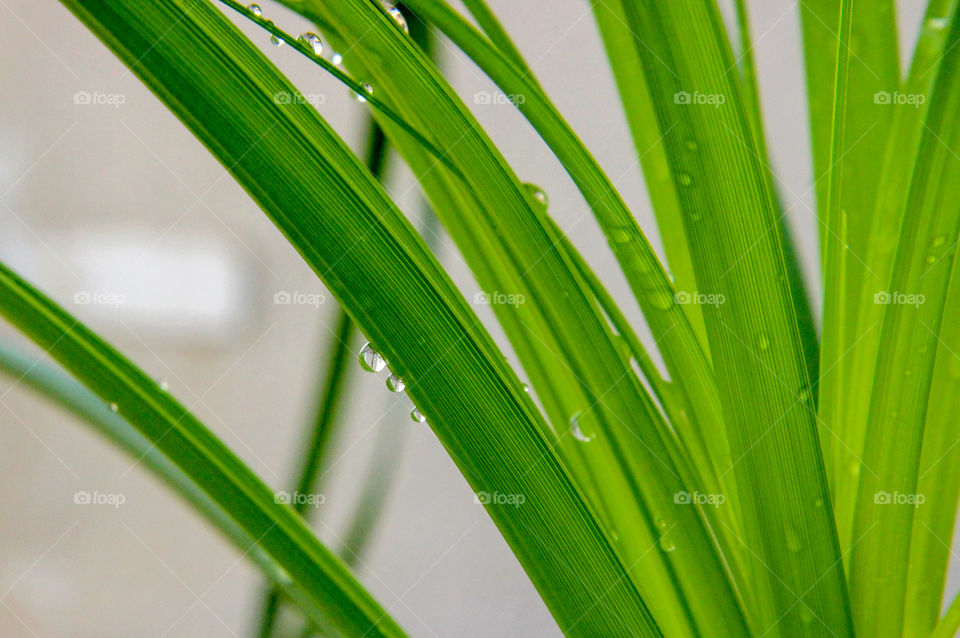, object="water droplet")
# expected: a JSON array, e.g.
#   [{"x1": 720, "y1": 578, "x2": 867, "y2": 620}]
[
  {"x1": 608, "y1": 225, "x2": 633, "y2": 244},
  {"x1": 649, "y1": 289, "x2": 674, "y2": 310},
  {"x1": 654, "y1": 517, "x2": 668, "y2": 530},
  {"x1": 570, "y1": 412, "x2": 595, "y2": 442},
  {"x1": 757, "y1": 333, "x2": 770, "y2": 351},
  {"x1": 799, "y1": 606, "x2": 814, "y2": 625},
  {"x1": 358, "y1": 343, "x2": 387, "y2": 373},
  {"x1": 848, "y1": 460, "x2": 861, "y2": 477},
  {"x1": 387, "y1": 6, "x2": 409, "y2": 33},
  {"x1": 386, "y1": 374, "x2": 405, "y2": 393},
  {"x1": 678, "y1": 172, "x2": 693, "y2": 186},
  {"x1": 684, "y1": 139, "x2": 698, "y2": 151},
  {"x1": 270, "y1": 34, "x2": 285, "y2": 47},
  {"x1": 933, "y1": 235, "x2": 946, "y2": 248},
  {"x1": 109, "y1": 402, "x2": 119, "y2": 413},
  {"x1": 926, "y1": 254, "x2": 937, "y2": 264},
  {"x1": 521, "y1": 382, "x2": 530, "y2": 393},
  {"x1": 410, "y1": 406, "x2": 426, "y2": 423},
  {"x1": 247, "y1": 3, "x2": 262, "y2": 17},
  {"x1": 159, "y1": 379, "x2": 170, "y2": 391},
  {"x1": 659, "y1": 537, "x2": 676, "y2": 553},
  {"x1": 928, "y1": 16, "x2": 949, "y2": 30},
  {"x1": 814, "y1": 497, "x2": 824, "y2": 509},
  {"x1": 299, "y1": 32, "x2": 323, "y2": 56},
  {"x1": 610, "y1": 529, "x2": 619, "y2": 543},
  {"x1": 354, "y1": 82, "x2": 374, "y2": 102},
  {"x1": 331, "y1": 52, "x2": 343, "y2": 65},
  {"x1": 523, "y1": 183, "x2": 548, "y2": 207},
  {"x1": 785, "y1": 526, "x2": 802, "y2": 553}
]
